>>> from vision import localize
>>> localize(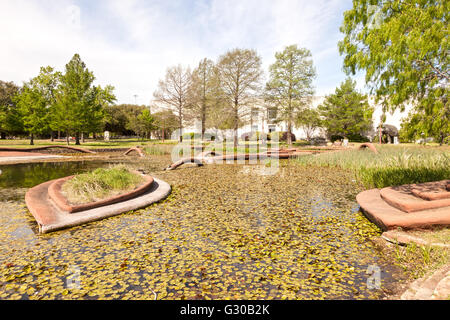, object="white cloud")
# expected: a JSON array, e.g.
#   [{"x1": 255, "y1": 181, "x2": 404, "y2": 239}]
[{"x1": 0, "y1": 0, "x2": 354, "y2": 104}]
